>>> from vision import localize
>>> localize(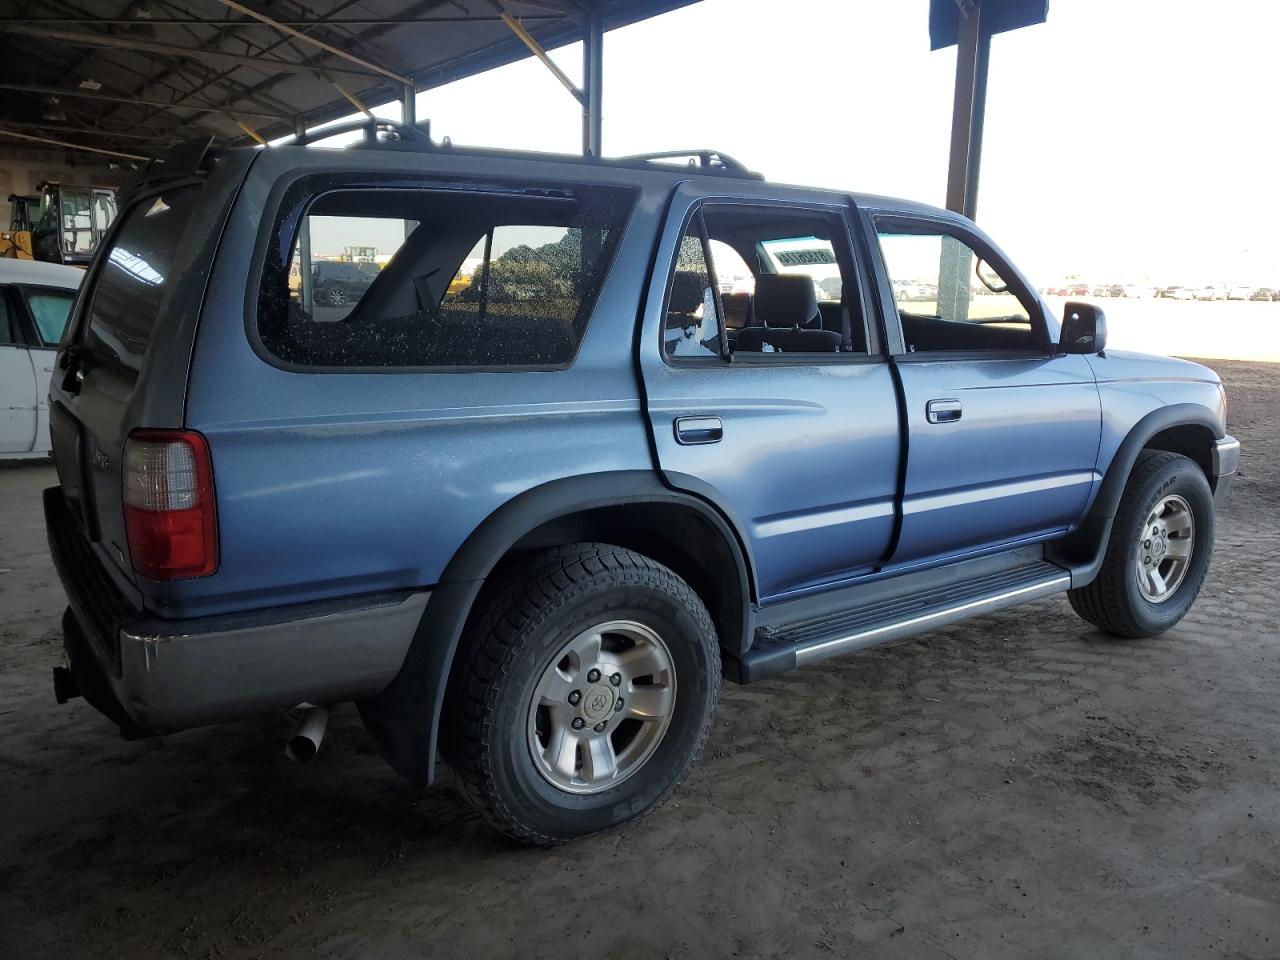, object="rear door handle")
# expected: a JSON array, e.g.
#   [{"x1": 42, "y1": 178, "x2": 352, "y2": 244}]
[
  {"x1": 674, "y1": 416, "x2": 723, "y2": 445},
  {"x1": 926, "y1": 398, "x2": 962, "y2": 423}
]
